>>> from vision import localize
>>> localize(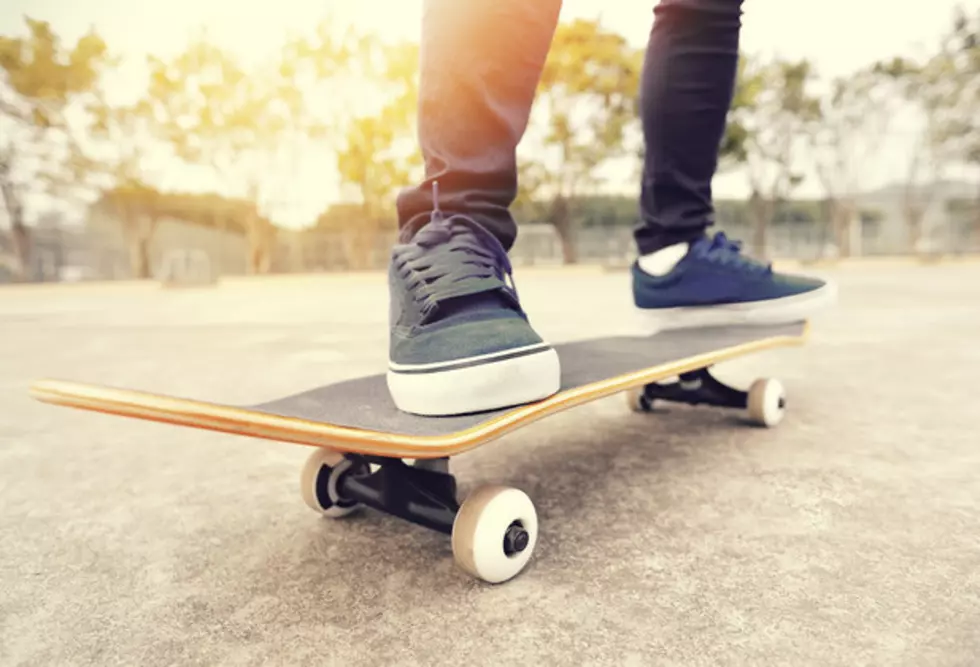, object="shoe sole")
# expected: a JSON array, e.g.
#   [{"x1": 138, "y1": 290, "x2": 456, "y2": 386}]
[
  {"x1": 637, "y1": 281, "x2": 838, "y2": 333},
  {"x1": 387, "y1": 343, "x2": 561, "y2": 417}
]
